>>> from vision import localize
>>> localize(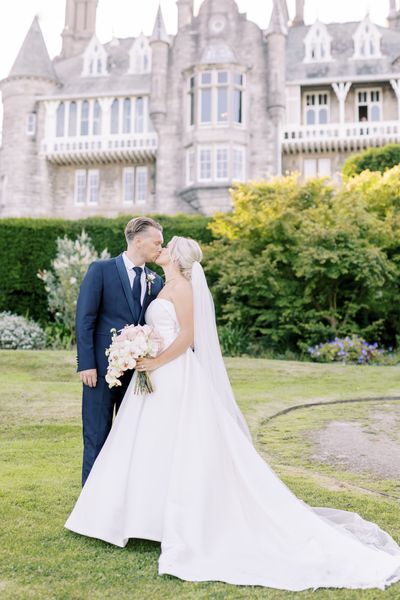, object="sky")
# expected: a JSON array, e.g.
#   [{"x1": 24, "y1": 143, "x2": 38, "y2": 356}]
[{"x1": 0, "y1": 0, "x2": 390, "y2": 81}]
